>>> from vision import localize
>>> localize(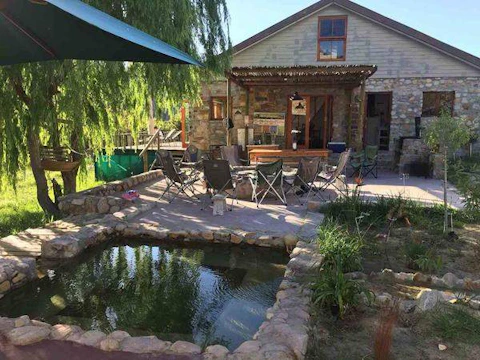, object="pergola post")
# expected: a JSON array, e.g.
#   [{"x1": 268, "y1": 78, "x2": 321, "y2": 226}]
[
  {"x1": 356, "y1": 78, "x2": 367, "y2": 151},
  {"x1": 226, "y1": 77, "x2": 231, "y2": 146}
]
